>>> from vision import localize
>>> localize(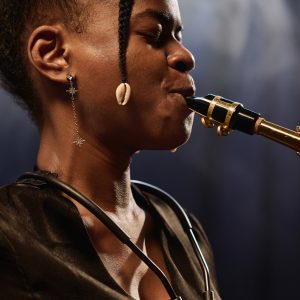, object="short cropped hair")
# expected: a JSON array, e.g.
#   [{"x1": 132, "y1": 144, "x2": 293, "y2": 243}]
[{"x1": 0, "y1": 0, "x2": 133, "y2": 124}]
